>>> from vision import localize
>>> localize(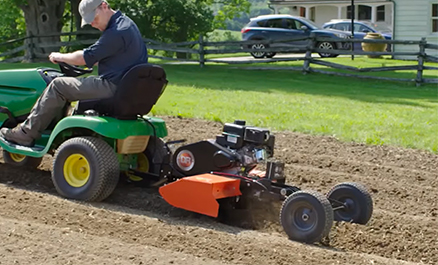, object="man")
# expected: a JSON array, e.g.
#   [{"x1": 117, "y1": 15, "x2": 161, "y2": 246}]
[{"x1": 0, "y1": 0, "x2": 148, "y2": 147}]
